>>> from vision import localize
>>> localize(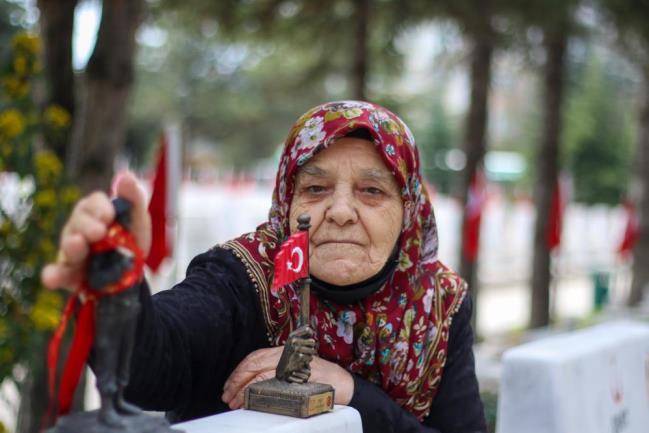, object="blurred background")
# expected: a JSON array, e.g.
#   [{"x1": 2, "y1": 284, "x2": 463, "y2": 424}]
[{"x1": 0, "y1": 0, "x2": 648, "y2": 432}]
